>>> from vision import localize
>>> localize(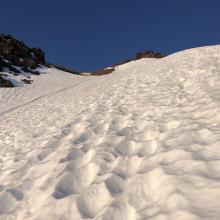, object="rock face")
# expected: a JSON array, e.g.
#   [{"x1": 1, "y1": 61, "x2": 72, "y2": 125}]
[
  {"x1": 91, "y1": 68, "x2": 115, "y2": 76},
  {"x1": 113, "y1": 50, "x2": 166, "y2": 67},
  {"x1": 0, "y1": 34, "x2": 49, "y2": 87},
  {"x1": 0, "y1": 34, "x2": 46, "y2": 69},
  {"x1": 0, "y1": 34, "x2": 81, "y2": 87},
  {"x1": 135, "y1": 50, "x2": 165, "y2": 59},
  {"x1": 0, "y1": 74, "x2": 14, "y2": 87}
]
